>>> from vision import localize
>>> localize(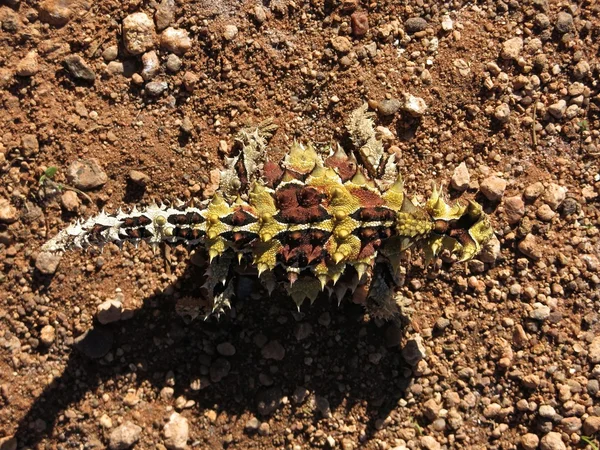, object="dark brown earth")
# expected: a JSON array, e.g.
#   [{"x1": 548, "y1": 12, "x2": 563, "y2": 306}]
[{"x1": 1, "y1": 0, "x2": 600, "y2": 449}]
